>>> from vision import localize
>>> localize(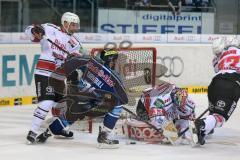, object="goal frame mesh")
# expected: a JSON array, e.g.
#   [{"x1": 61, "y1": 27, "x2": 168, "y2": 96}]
[{"x1": 71, "y1": 47, "x2": 157, "y2": 133}]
